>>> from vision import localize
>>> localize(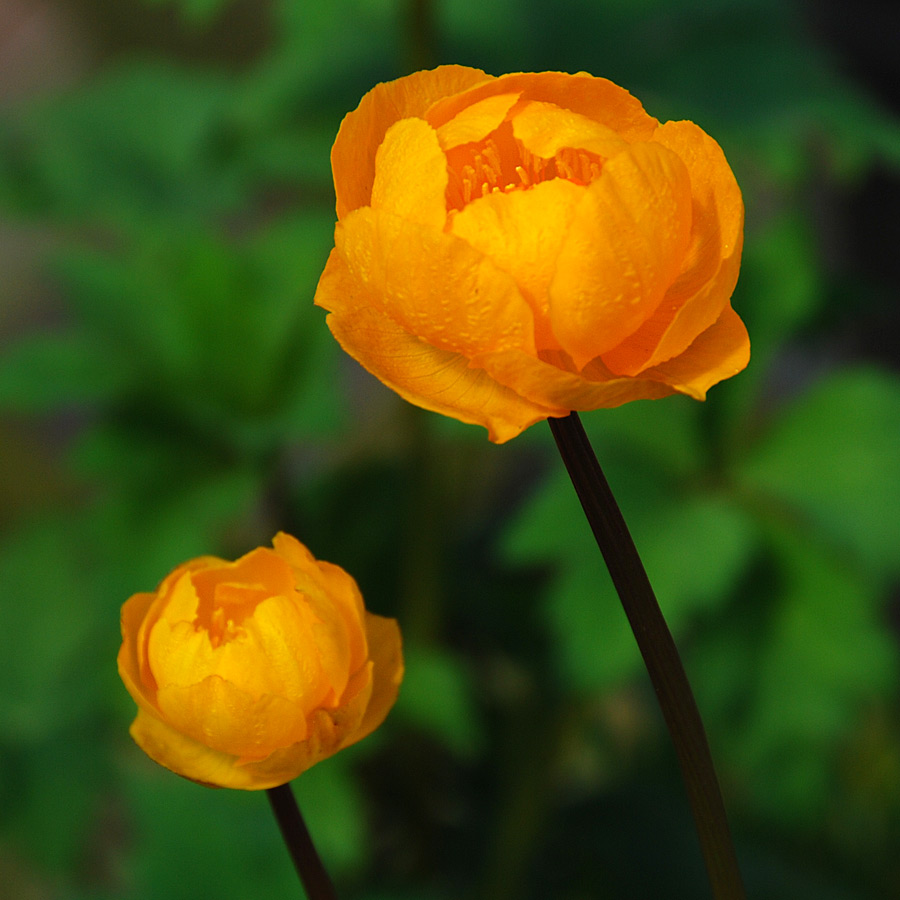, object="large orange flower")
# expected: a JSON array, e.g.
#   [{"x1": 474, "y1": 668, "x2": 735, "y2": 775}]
[
  {"x1": 118, "y1": 533, "x2": 403, "y2": 790},
  {"x1": 314, "y1": 66, "x2": 748, "y2": 443}
]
